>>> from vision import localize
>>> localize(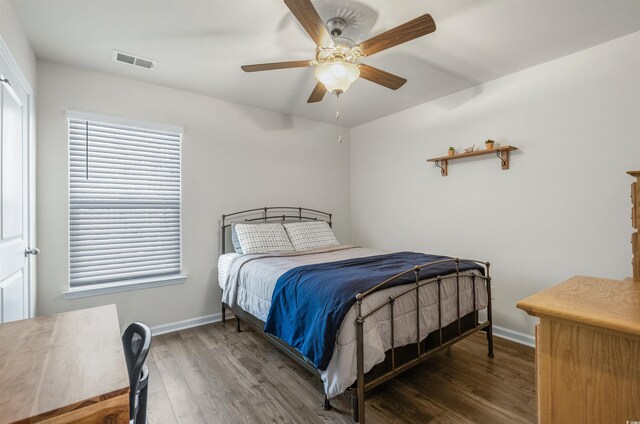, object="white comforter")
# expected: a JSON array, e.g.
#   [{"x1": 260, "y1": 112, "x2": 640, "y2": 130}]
[{"x1": 218, "y1": 246, "x2": 487, "y2": 398}]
